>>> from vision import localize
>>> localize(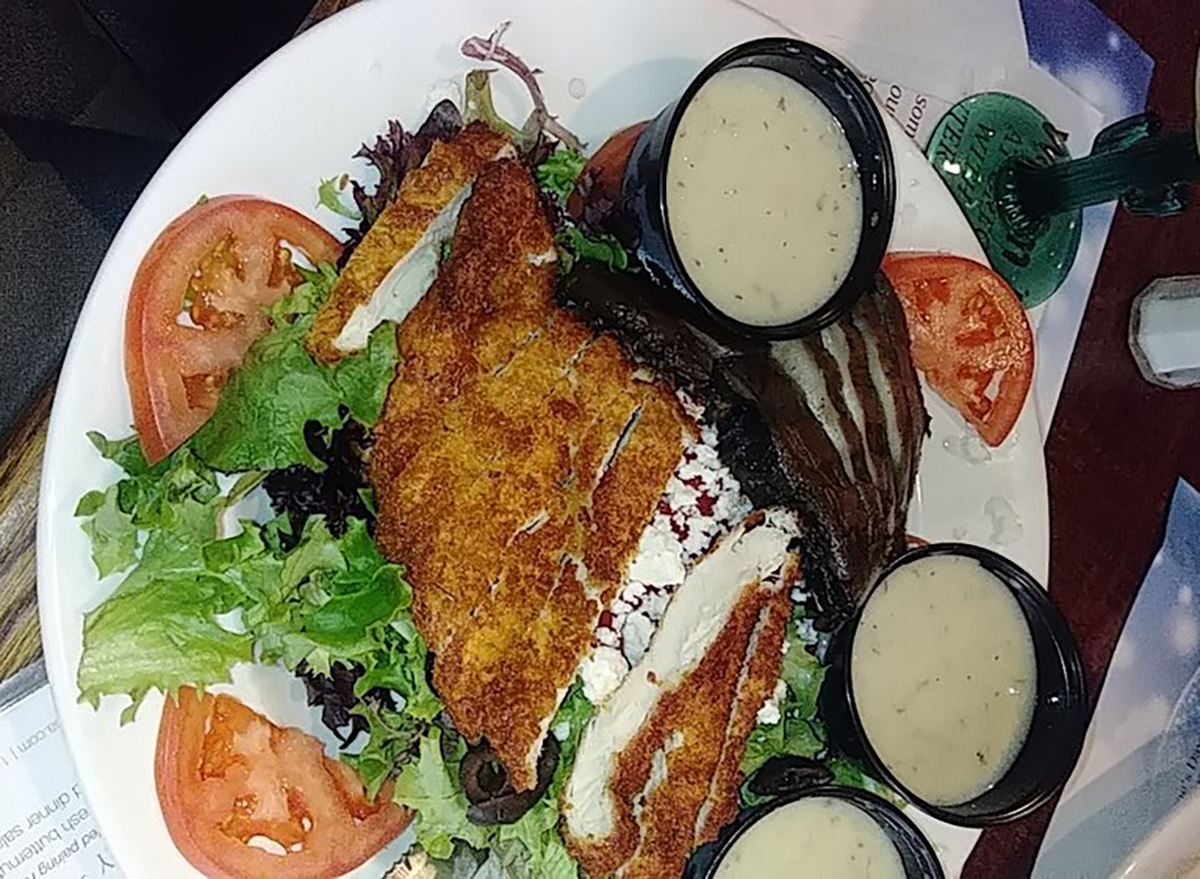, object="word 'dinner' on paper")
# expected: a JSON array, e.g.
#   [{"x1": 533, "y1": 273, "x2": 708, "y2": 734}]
[{"x1": 0, "y1": 668, "x2": 122, "y2": 879}]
